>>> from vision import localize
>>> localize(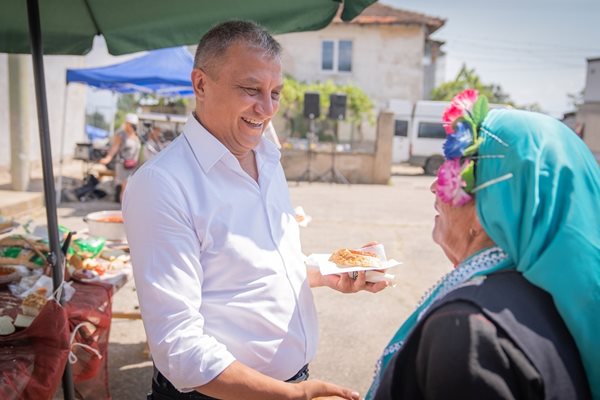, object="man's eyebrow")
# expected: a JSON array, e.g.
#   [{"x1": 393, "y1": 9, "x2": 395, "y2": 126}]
[
  {"x1": 236, "y1": 77, "x2": 283, "y2": 88},
  {"x1": 236, "y1": 77, "x2": 261, "y2": 85}
]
